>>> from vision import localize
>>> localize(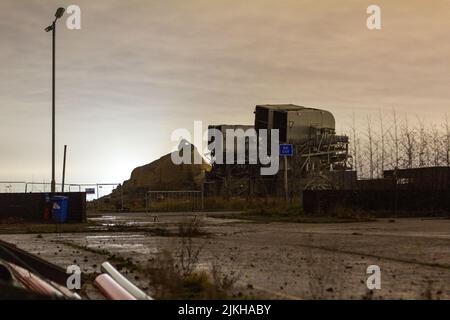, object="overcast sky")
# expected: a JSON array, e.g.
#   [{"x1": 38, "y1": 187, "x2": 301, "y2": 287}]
[{"x1": 1, "y1": 0, "x2": 449, "y2": 185}]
